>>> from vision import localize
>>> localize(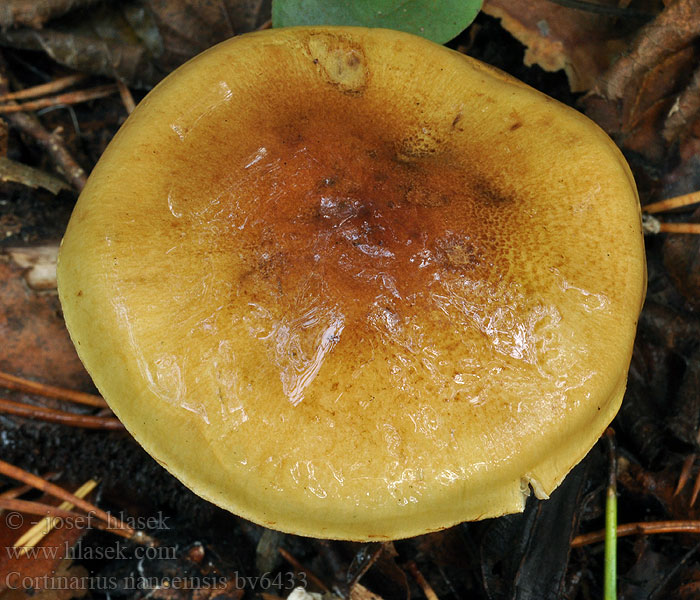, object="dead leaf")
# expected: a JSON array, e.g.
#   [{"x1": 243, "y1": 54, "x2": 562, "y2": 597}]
[
  {"x1": 349, "y1": 583, "x2": 383, "y2": 600},
  {"x1": 481, "y1": 0, "x2": 655, "y2": 92},
  {"x1": 663, "y1": 65, "x2": 700, "y2": 145},
  {"x1": 681, "y1": 117, "x2": 700, "y2": 162},
  {"x1": 678, "y1": 580, "x2": 700, "y2": 599},
  {"x1": 146, "y1": 0, "x2": 268, "y2": 75},
  {"x1": 583, "y1": 0, "x2": 700, "y2": 161},
  {"x1": 667, "y1": 348, "x2": 700, "y2": 448},
  {"x1": 0, "y1": 26, "x2": 158, "y2": 90},
  {"x1": 0, "y1": 120, "x2": 7, "y2": 157},
  {"x1": 0, "y1": 0, "x2": 96, "y2": 30},
  {"x1": 0, "y1": 489, "x2": 89, "y2": 598},
  {"x1": 0, "y1": 0, "x2": 271, "y2": 88},
  {"x1": 596, "y1": 0, "x2": 700, "y2": 100},
  {"x1": 0, "y1": 258, "x2": 92, "y2": 391},
  {"x1": 663, "y1": 205, "x2": 700, "y2": 312},
  {"x1": 617, "y1": 459, "x2": 700, "y2": 522}
]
